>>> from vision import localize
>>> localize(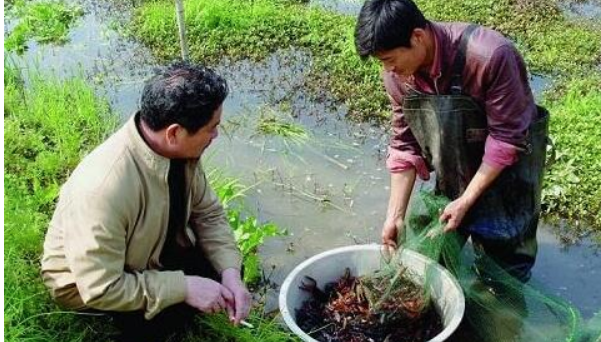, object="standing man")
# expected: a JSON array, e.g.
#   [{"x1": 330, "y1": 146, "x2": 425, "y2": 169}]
[
  {"x1": 41, "y1": 62, "x2": 251, "y2": 341},
  {"x1": 355, "y1": 0, "x2": 548, "y2": 284}
]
